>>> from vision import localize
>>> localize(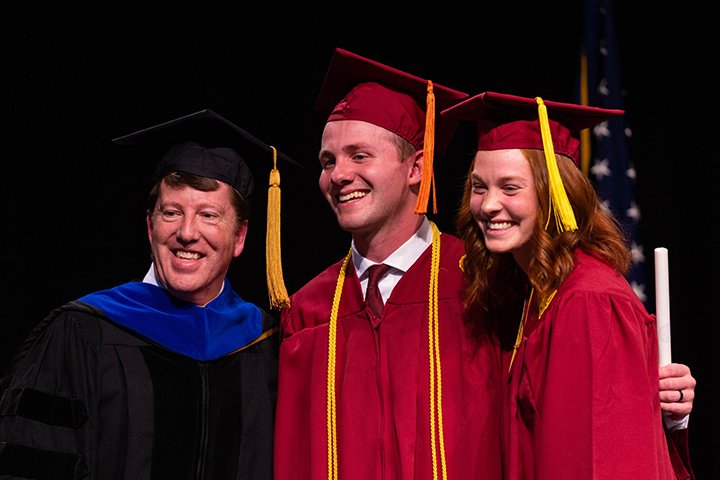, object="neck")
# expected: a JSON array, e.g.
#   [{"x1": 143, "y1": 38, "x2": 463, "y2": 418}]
[
  {"x1": 353, "y1": 214, "x2": 425, "y2": 263},
  {"x1": 512, "y1": 248, "x2": 533, "y2": 277},
  {"x1": 165, "y1": 281, "x2": 225, "y2": 308}
]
